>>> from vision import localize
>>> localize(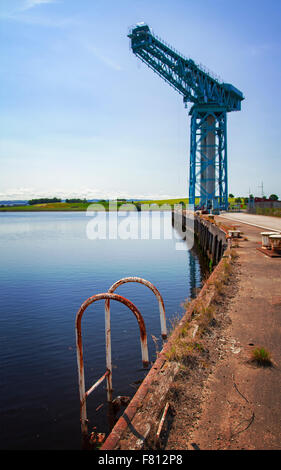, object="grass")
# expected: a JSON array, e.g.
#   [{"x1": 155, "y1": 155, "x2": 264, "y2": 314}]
[
  {"x1": 0, "y1": 196, "x2": 247, "y2": 212},
  {"x1": 0, "y1": 200, "x2": 140, "y2": 212},
  {"x1": 165, "y1": 337, "x2": 202, "y2": 365},
  {"x1": 136, "y1": 197, "x2": 193, "y2": 207},
  {"x1": 0, "y1": 202, "x2": 91, "y2": 212},
  {"x1": 4, "y1": 195, "x2": 270, "y2": 217},
  {"x1": 0, "y1": 198, "x2": 192, "y2": 212},
  {"x1": 193, "y1": 303, "x2": 216, "y2": 336},
  {"x1": 165, "y1": 248, "x2": 237, "y2": 365},
  {"x1": 250, "y1": 347, "x2": 273, "y2": 367},
  {"x1": 256, "y1": 207, "x2": 281, "y2": 218},
  {"x1": 0, "y1": 199, "x2": 192, "y2": 212}
]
